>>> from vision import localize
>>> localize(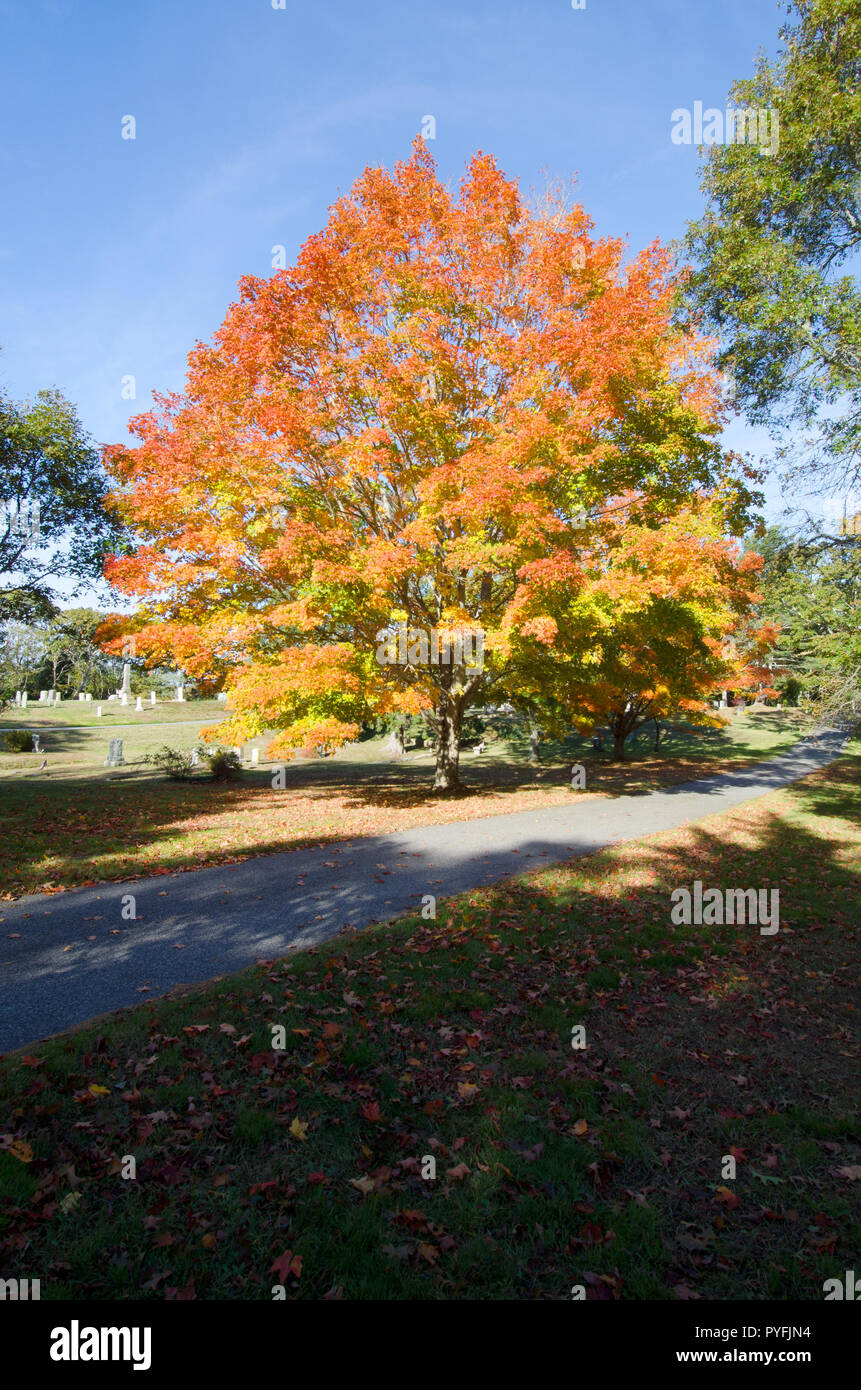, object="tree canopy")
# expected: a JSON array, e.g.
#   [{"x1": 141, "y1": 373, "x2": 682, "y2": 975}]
[
  {"x1": 684, "y1": 0, "x2": 861, "y2": 498},
  {"x1": 101, "y1": 143, "x2": 759, "y2": 785}
]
